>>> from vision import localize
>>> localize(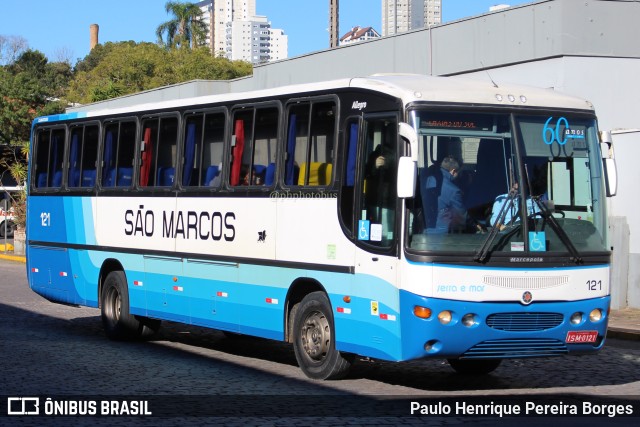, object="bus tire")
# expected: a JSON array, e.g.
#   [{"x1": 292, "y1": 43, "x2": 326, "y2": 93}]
[
  {"x1": 101, "y1": 271, "x2": 160, "y2": 340},
  {"x1": 0, "y1": 220, "x2": 14, "y2": 238},
  {"x1": 447, "y1": 358, "x2": 502, "y2": 375},
  {"x1": 292, "y1": 291, "x2": 352, "y2": 380}
]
